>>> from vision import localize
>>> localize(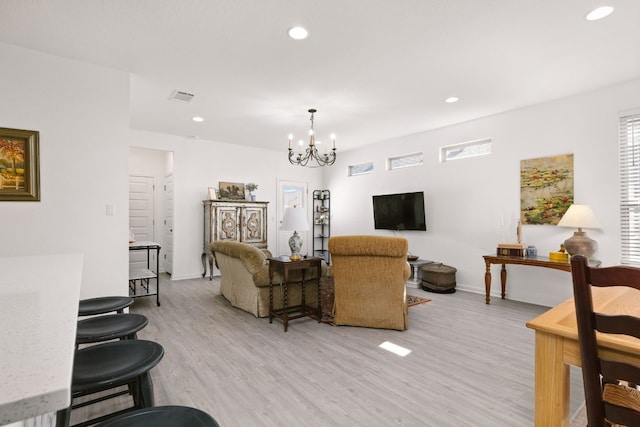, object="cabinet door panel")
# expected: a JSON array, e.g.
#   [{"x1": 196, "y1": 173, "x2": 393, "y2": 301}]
[
  {"x1": 241, "y1": 206, "x2": 267, "y2": 245},
  {"x1": 215, "y1": 206, "x2": 241, "y2": 242}
]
